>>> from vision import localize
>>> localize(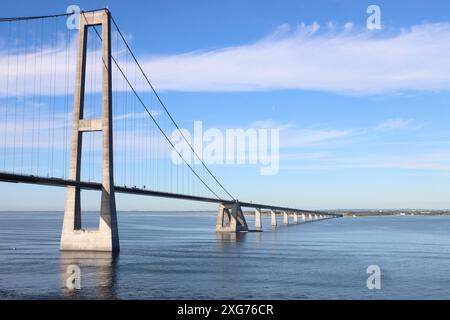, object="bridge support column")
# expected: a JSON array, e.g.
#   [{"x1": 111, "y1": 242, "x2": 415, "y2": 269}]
[
  {"x1": 216, "y1": 202, "x2": 248, "y2": 233},
  {"x1": 293, "y1": 213, "x2": 298, "y2": 224},
  {"x1": 283, "y1": 211, "x2": 289, "y2": 225},
  {"x1": 314, "y1": 214, "x2": 318, "y2": 221},
  {"x1": 301, "y1": 213, "x2": 306, "y2": 223},
  {"x1": 271, "y1": 210, "x2": 277, "y2": 227},
  {"x1": 60, "y1": 9, "x2": 119, "y2": 252},
  {"x1": 308, "y1": 214, "x2": 313, "y2": 222},
  {"x1": 255, "y1": 208, "x2": 262, "y2": 230}
]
